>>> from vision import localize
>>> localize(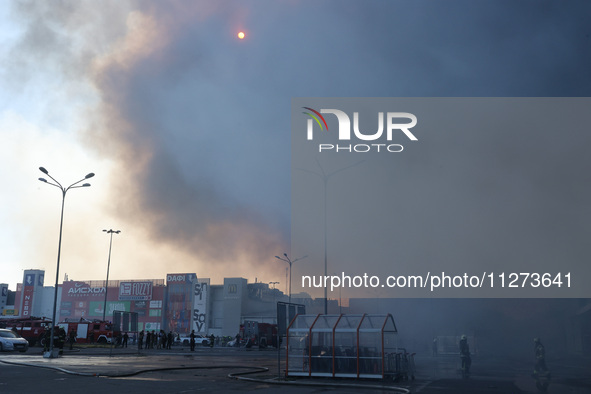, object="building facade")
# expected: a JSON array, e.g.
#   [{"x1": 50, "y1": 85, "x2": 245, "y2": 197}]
[{"x1": 7, "y1": 270, "x2": 315, "y2": 337}]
